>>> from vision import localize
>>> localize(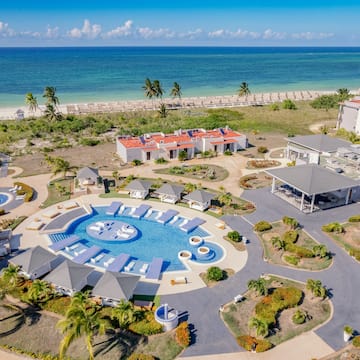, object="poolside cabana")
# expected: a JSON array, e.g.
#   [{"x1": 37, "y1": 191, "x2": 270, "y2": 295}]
[
  {"x1": 10, "y1": 246, "x2": 65, "y2": 280},
  {"x1": 125, "y1": 180, "x2": 152, "y2": 199},
  {"x1": 91, "y1": 271, "x2": 140, "y2": 306},
  {"x1": 266, "y1": 164, "x2": 359, "y2": 213},
  {"x1": 183, "y1": 189, "x2": 215, "y2": 211},
  {"x1": 76, "y1": 167, "x2": 99, "y2": 186},
  {"x1": 43, "y1": 259, "x2": 94, "y2": 296},
  {"x1": 155, "y1": 184, "x2": 184, "y2": 204}
]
